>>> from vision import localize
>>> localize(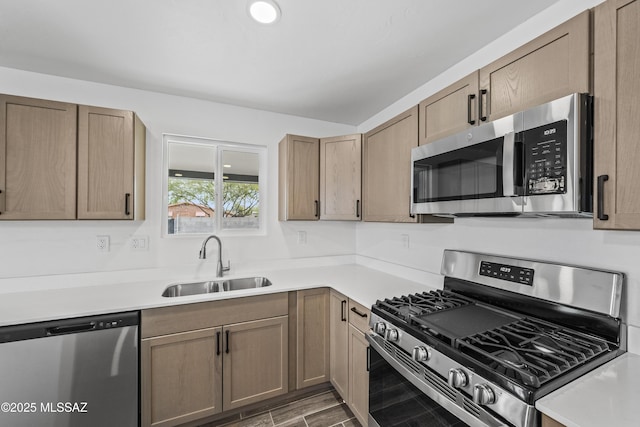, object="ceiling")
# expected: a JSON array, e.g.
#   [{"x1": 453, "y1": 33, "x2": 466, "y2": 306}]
[{"x1": 0, "y1": 0, "x2": 560, "y2": 125}]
